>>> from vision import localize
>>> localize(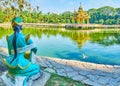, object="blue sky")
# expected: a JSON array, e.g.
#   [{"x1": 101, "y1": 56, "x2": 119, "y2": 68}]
[{"x1": 30, "y1": 0, "x2": 120, "y2": 13}]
